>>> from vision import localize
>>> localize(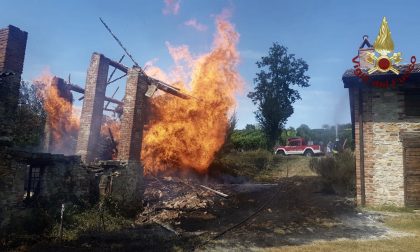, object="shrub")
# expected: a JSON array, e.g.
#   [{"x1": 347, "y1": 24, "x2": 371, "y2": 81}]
[
  {"x1": 309, "y1": 150, "x2": 355, "y2": 196},
  {"x1": 51, "y1": 196, "x2": 131, "y2": 241},
  {"x1": 231, "y1": 129, "x2": 267, "y2": 150},
  {"x1": 209, "y1": 149, "x2": 274, "y2": 179},
  {"x1": 13, "y1": 81, "x2": 46, "y2": 148},
  {"x1": 2, "y1": 208, "x2": 53, "y2": 236},
  {"x1": 0, "y1": 197, "x2": 132, "y2": 249}
]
